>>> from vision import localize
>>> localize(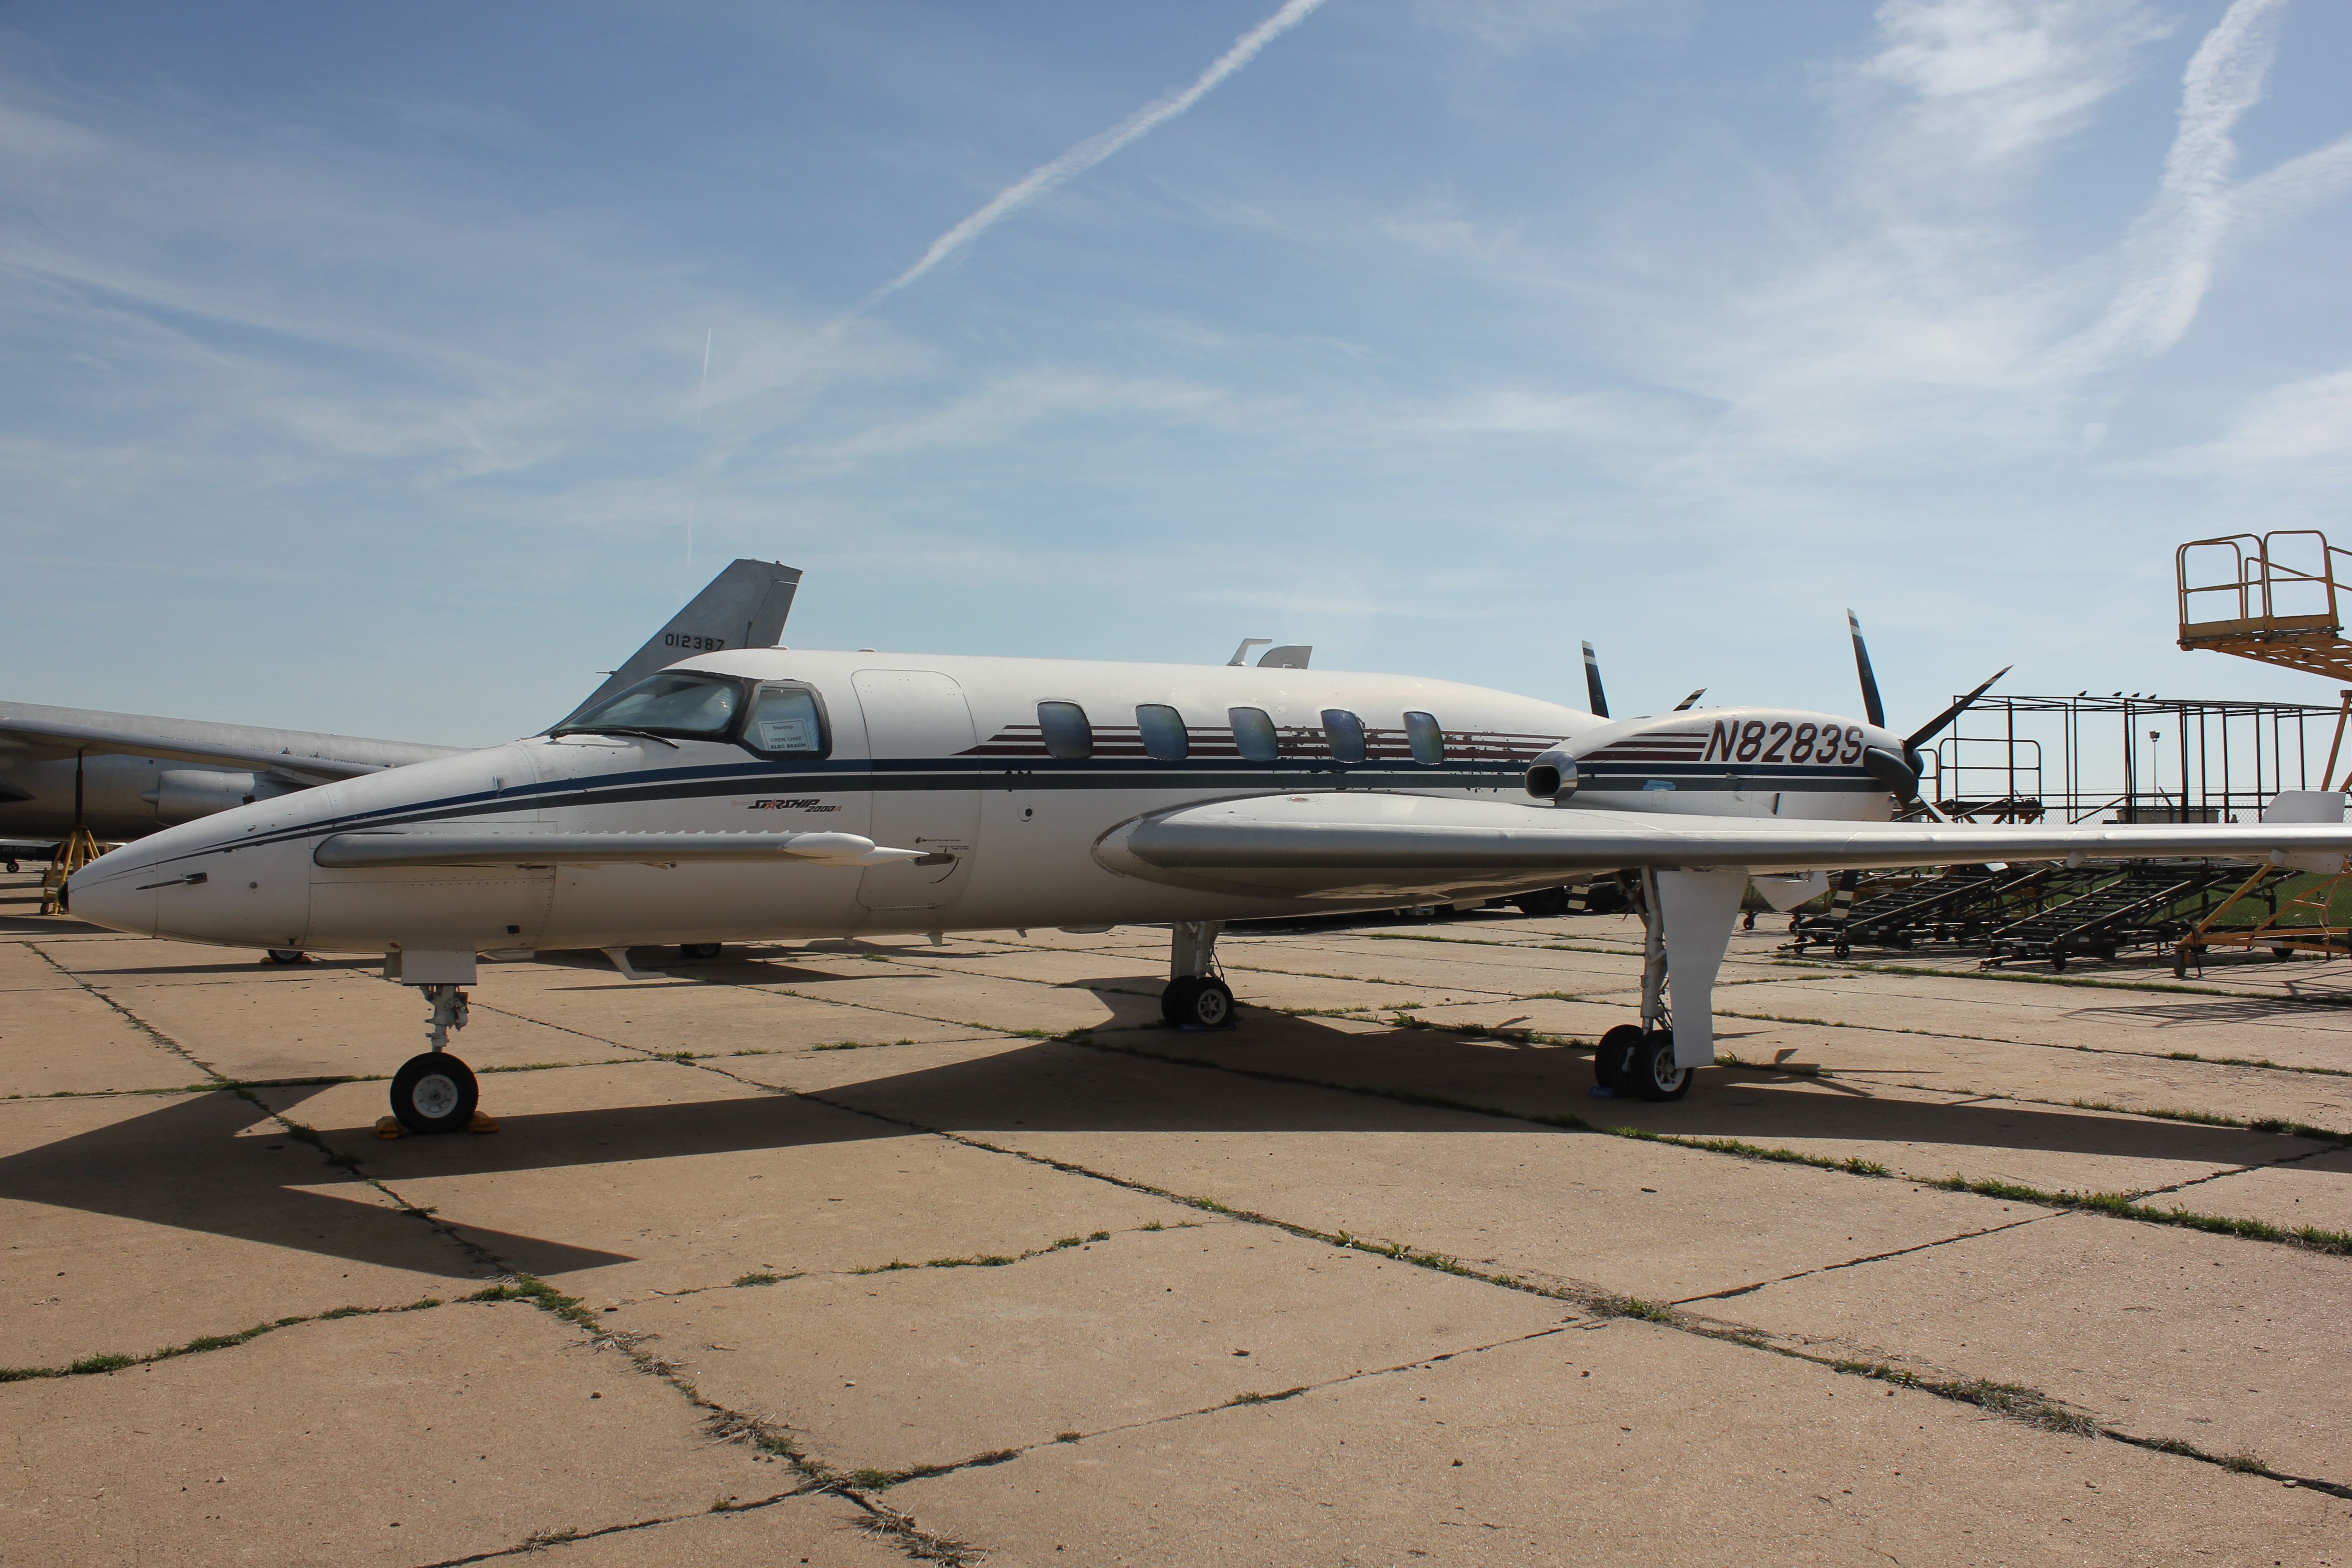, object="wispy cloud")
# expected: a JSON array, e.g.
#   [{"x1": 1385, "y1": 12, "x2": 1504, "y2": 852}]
[
  {"x1": 2070, "y1": 0, "x2": 2285, "y2": 364},
  {"x1": 865, "y1": 0, "x2": 1327, "y2": 304},
  {"x1": 2154, "y1": 367, "x2": 2352, "y2": 472}
]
